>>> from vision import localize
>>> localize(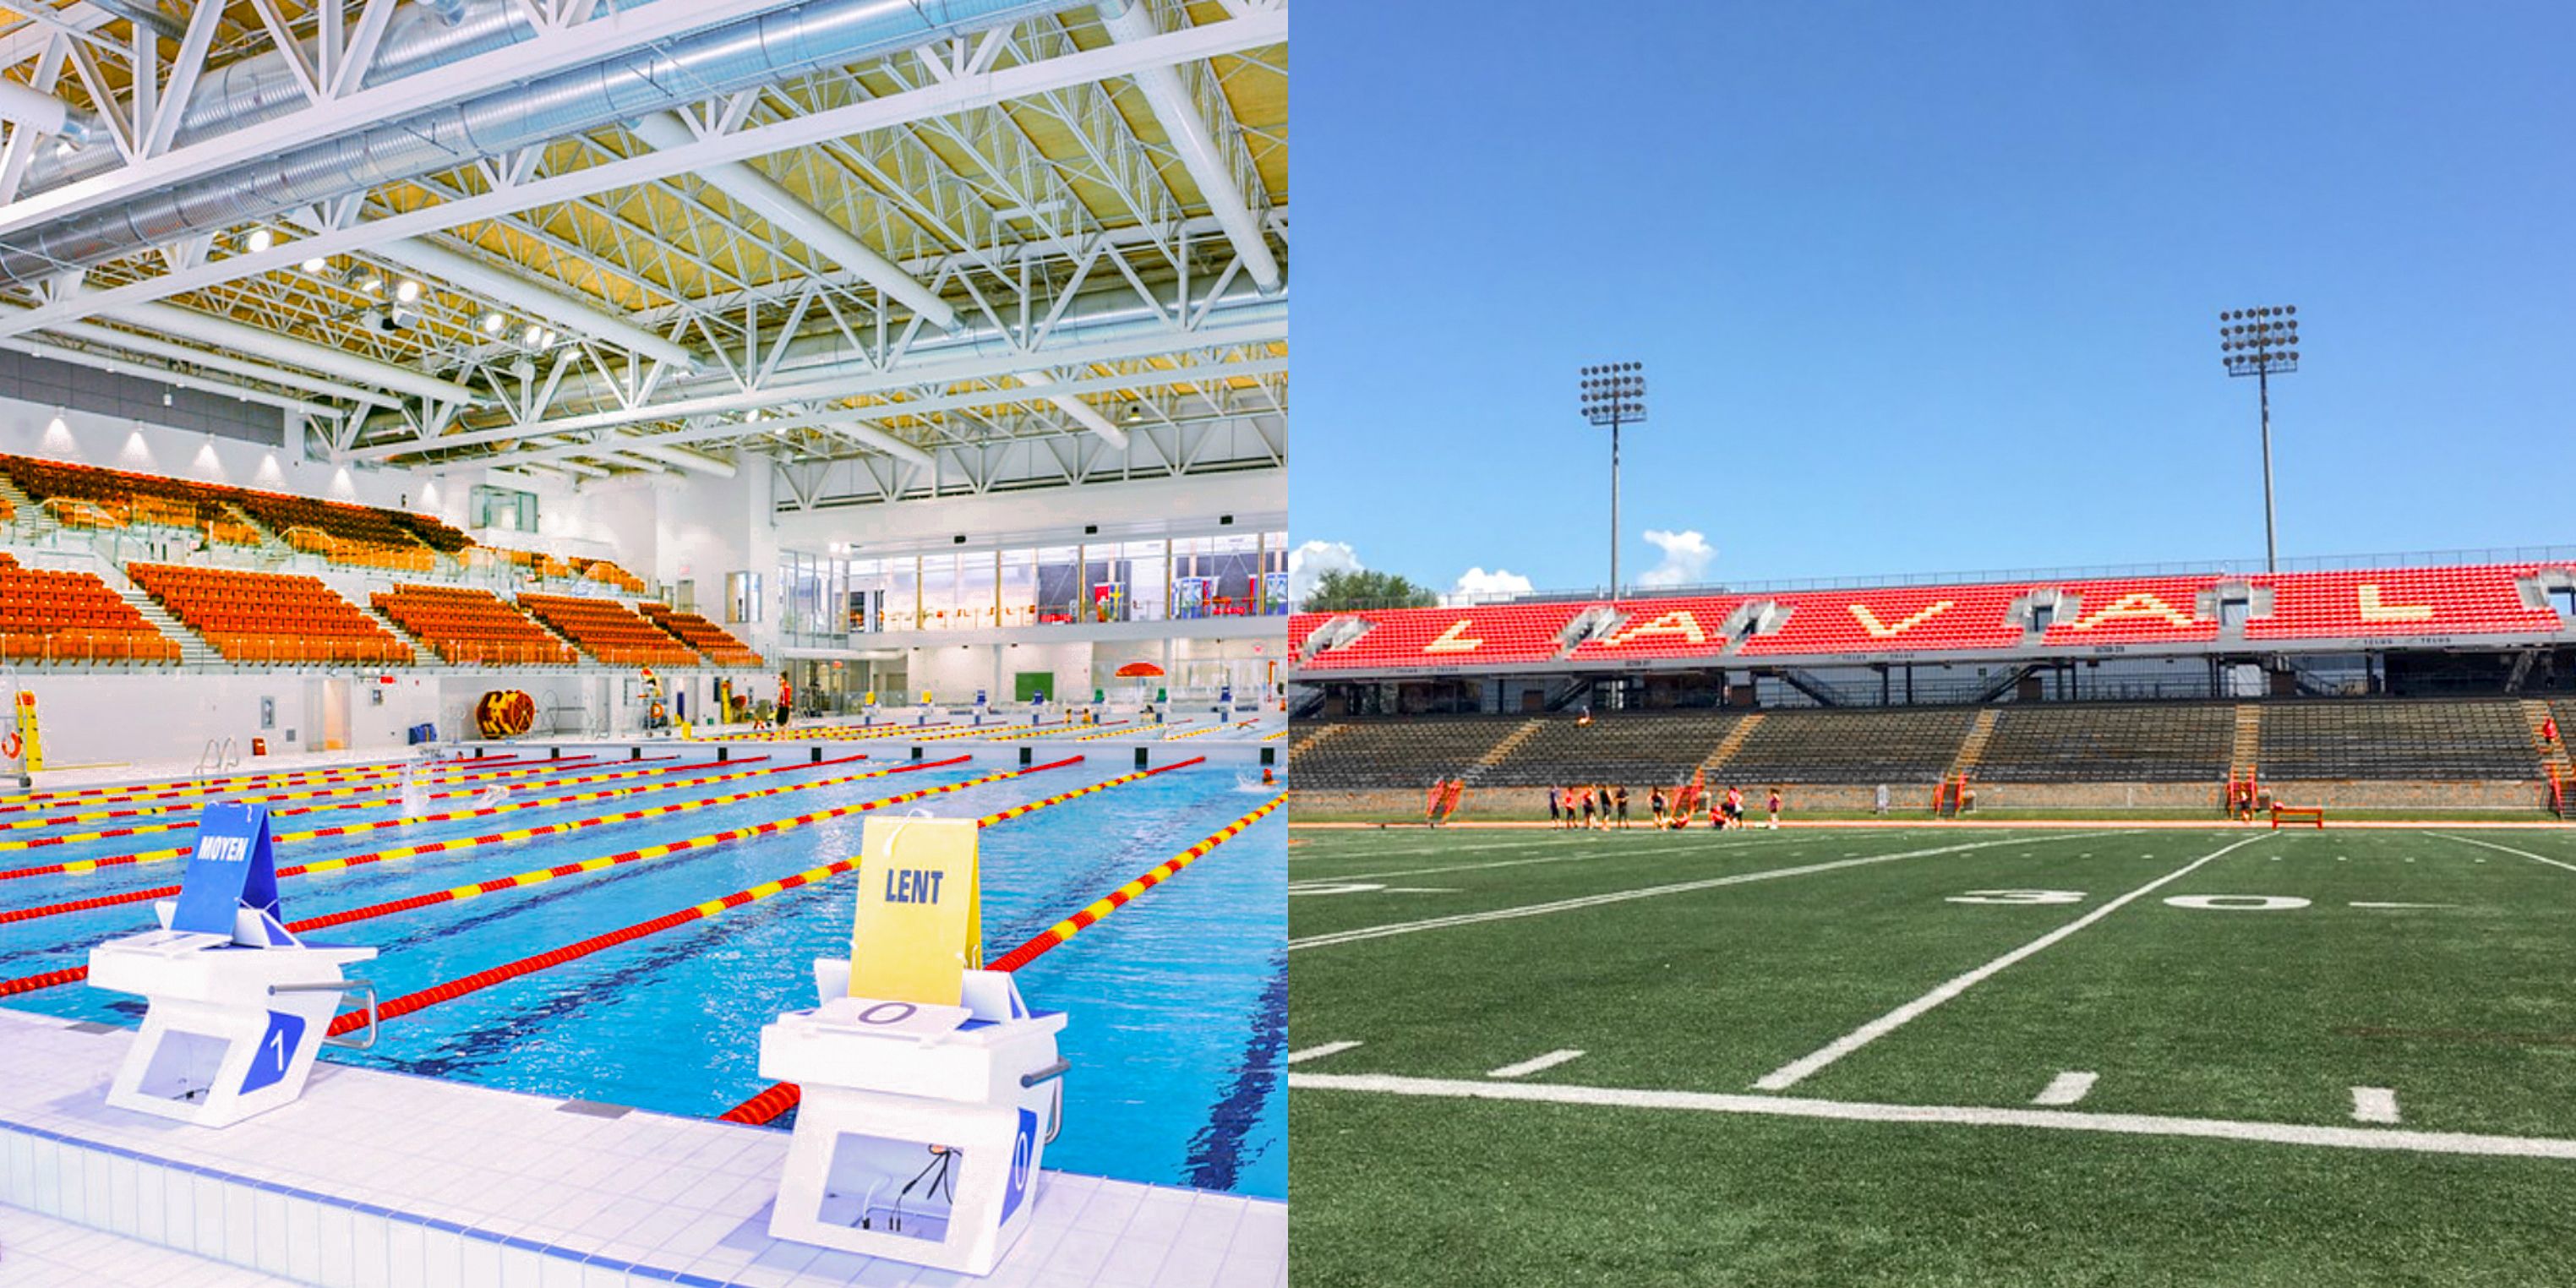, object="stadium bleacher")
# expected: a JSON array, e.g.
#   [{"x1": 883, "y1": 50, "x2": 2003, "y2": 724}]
[
  {"x1": 0, "y1": 556, "x2": 178, "y2": 663},
  {"x1": 1287, "y1": 717, "x2": 1535, "y2": 789},
  {"x1": 128, "y1": 563, "x2": 407, "y2": 665},
  {"x1": 517, "y1": 593, "x2": 701, "y2": 667},
  {"x1": 638, "y1": 603, "x2": 763, "y2": 668},
  {"x1": 2256, "y1": 701, "x2": 2541, "y2": 780},
  {"x1": 1476, "y1": 712, "x2": 1742, "y2": 787},
  {"x1": 1302, "y1": 603, "x2": 1585, "y2": 670},
  {"x1": 1710, "y1": 707, "x2": 1978, "y2": 784},
  {"x1": 372, "y1": 584, "x2": 577, "y2": 666},
  {"x1": 1974, "y1": 703, "x2": 2235, "y2": 783}
]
